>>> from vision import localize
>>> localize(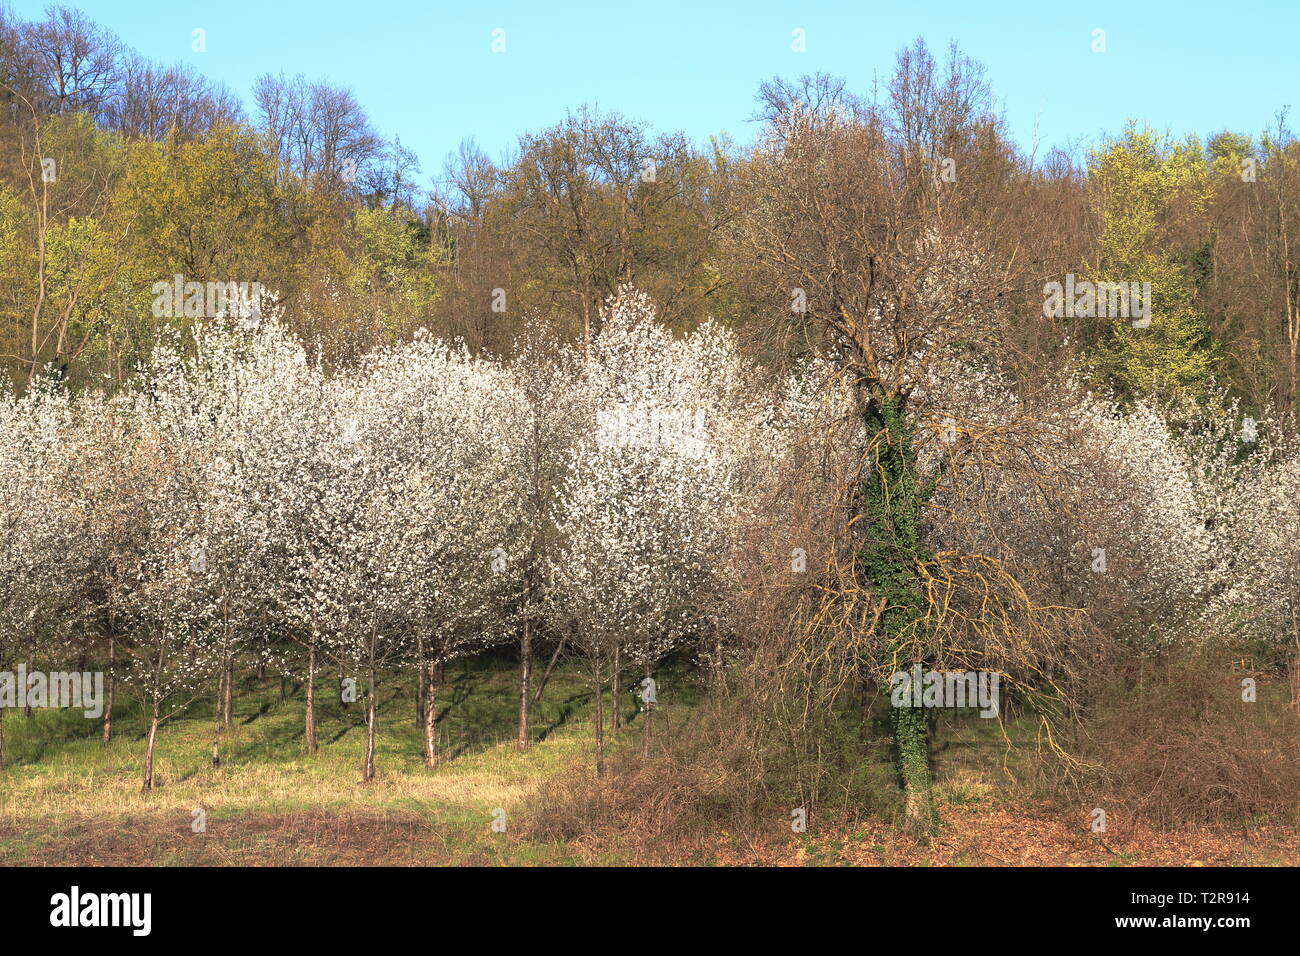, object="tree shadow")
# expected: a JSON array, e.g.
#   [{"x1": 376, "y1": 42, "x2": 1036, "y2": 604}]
[{"x1": 536, "y1": 689, "x2": 592, "y2": 742}]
